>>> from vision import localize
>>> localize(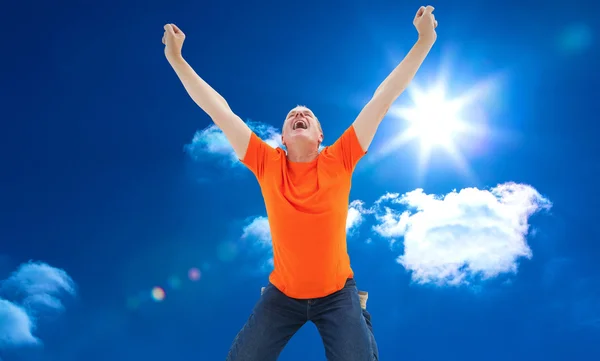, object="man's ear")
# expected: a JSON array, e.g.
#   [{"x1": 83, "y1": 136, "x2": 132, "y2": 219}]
[{"x1": 281, "y1": 135, "x2": 286, "y2": 147}]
